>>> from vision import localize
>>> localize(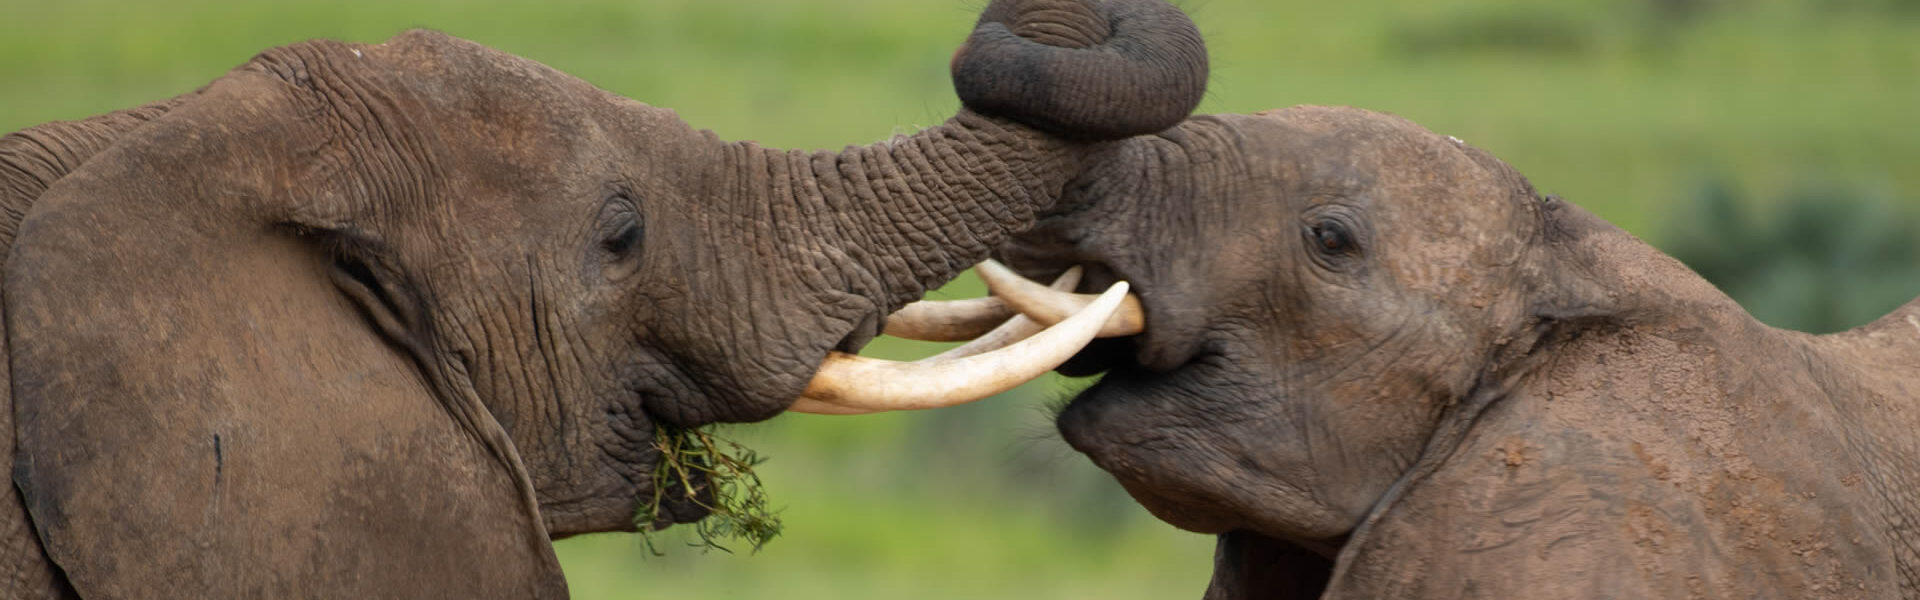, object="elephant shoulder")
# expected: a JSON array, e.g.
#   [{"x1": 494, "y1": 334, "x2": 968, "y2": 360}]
[
  {"x1": 1324, "y1": 393, "x2": 1665, "y2": 599},
  {"x1": 1328, "y1": 380, "x2": 1897, "y2": 599}
]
